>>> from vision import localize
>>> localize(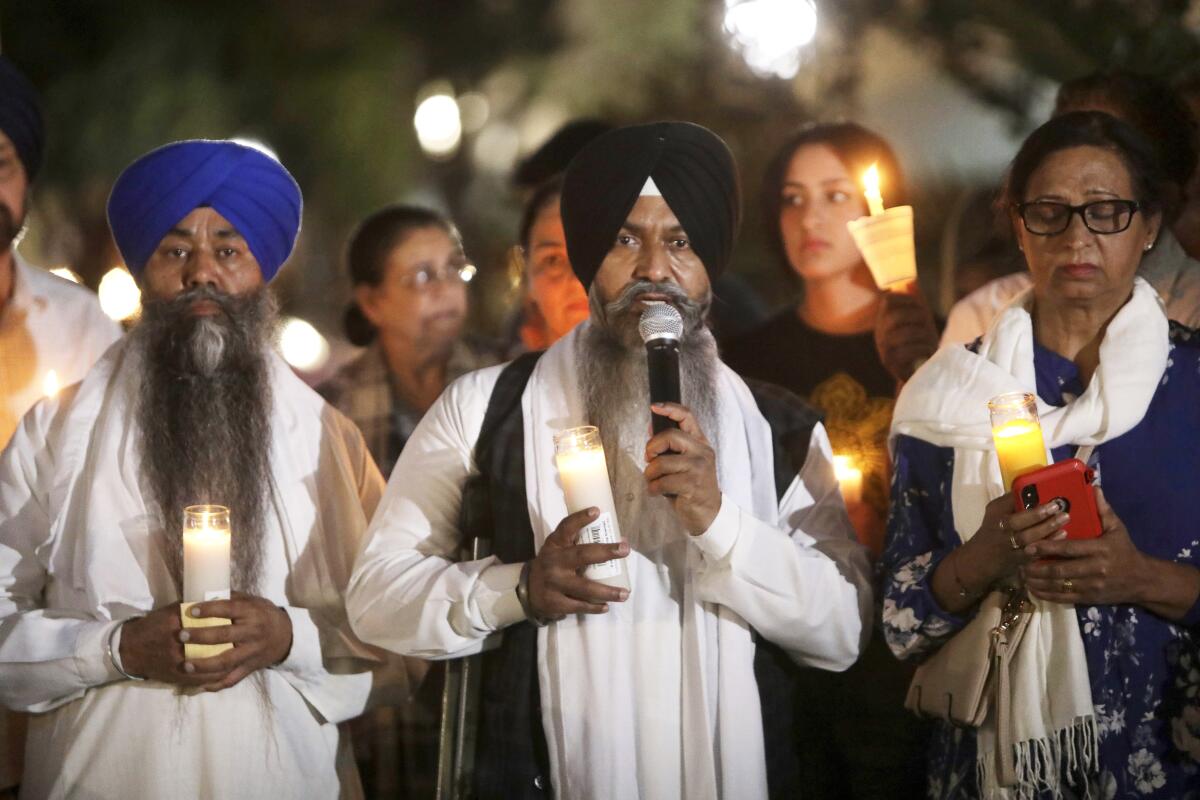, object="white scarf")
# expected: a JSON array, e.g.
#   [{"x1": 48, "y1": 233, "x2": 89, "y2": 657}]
[
  {"x1": 521, "y1": 323, "x2": 778, "y2": 800},
  {"x1": 891, "y1": 277, "x2": 1169, "y2": 797}
]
